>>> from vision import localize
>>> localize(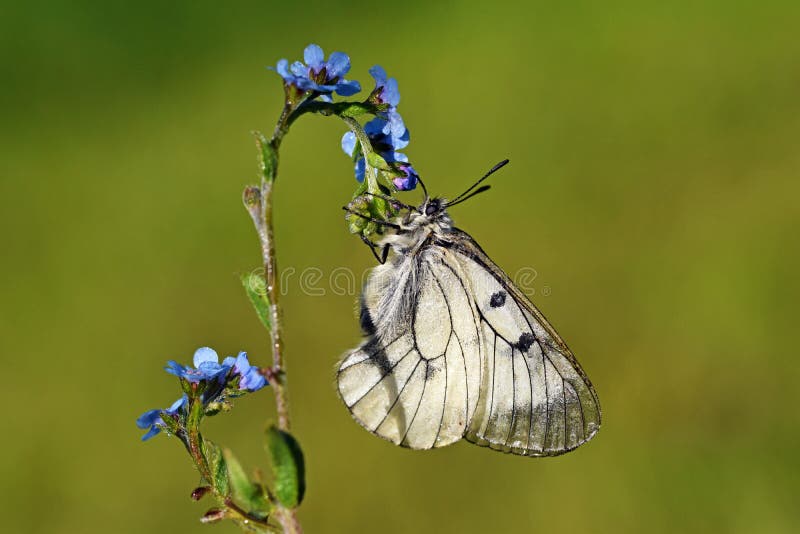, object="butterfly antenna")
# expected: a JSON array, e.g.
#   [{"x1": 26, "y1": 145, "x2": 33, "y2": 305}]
[
  {"x1": 447, "y1": 159, "x2": 509, "y2": 206},
  {"x1": 445, "y1": 185, "x2": 492, "y2": 208},
  {"x1": 417, "y1": 175, "x2": 429, "y2": 202}
]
